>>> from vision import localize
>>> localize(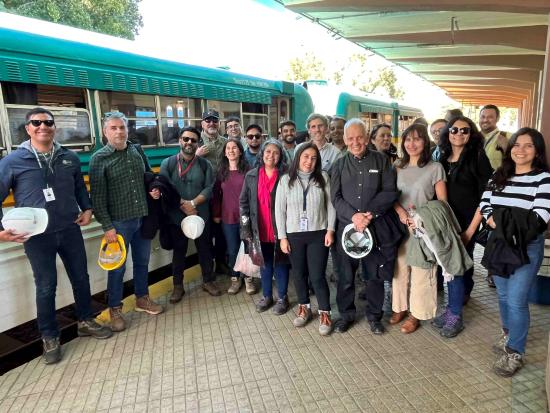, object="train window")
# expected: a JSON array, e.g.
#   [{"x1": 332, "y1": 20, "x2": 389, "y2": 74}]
[
  {"x1": 383, "y1": 114, "x2": 392, "y2": 125},
  {"x1": 6, "y1": 106, "x2": 92, "y2": 148},
  {"x1": 3, "y1": 82, "x2": 87, "y2": 108},
  {"x1": 242, "y1": 102, "x2": 269, "y2": 135},
  {"x1": 206, "y1": 100, "x2": 240, "y2": 132},
  {"x1": 160, "y1": 97, "x2": 202, "y2": 145},
  {"x1": 242, "y1": 102, "x2": 267, "y2": 114}
]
